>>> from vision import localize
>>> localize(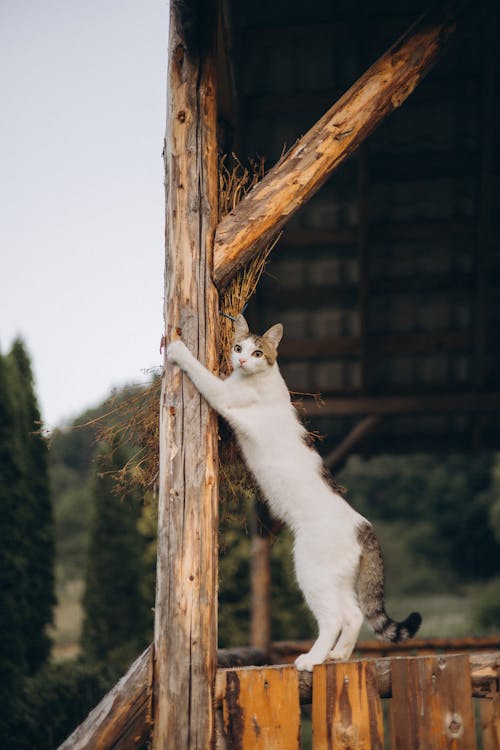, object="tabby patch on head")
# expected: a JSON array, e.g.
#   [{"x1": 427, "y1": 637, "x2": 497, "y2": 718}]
[{"x1": 233, "y1": 315, "x2": 283, "y2": 365}]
